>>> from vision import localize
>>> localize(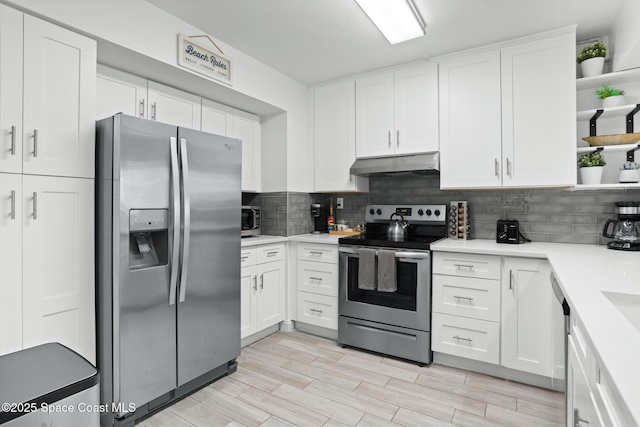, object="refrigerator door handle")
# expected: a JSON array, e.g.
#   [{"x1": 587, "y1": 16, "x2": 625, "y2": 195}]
[
  {"x1": 169, "y1": 137, "x2": 181, "y2": 306},
  {"x1": 178, "y1": 137, "x2": 191, "y2": 303}
]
